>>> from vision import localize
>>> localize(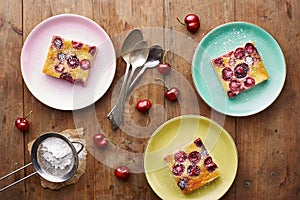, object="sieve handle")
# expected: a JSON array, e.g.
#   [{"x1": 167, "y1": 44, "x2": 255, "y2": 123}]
[
  {"x1": 72, "y1": 141, "x2": 84, "y2": 154},
  {"x1": 0, "y1": 162, "x2": 37, "y2": 192}
]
